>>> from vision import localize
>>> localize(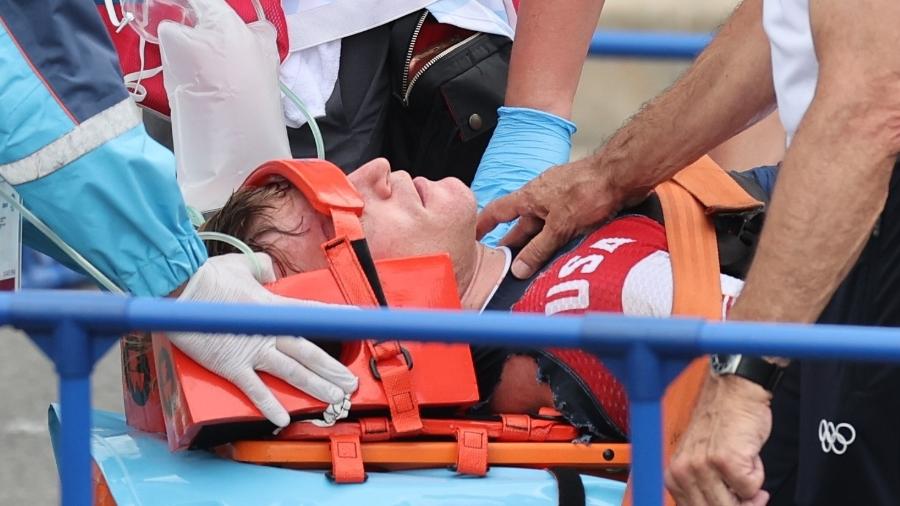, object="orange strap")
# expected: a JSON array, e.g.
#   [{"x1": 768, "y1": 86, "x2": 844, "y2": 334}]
[
  {"x1": 655, "y1": 181, "x2": 722, "y2": 319},
  {"x1": 359, "y1": 417, "x2": 393, "y2": 441},
  {"x1": 330, "y1": 209, "x2": 366, "y2": 241},
  {"x1": 622, "y1": 156, "x2": 758, "y2": 506},
  {"x1": 671, "y1": 156, "x2": 763, "y2": 214},
  {"x1": 365, "y1": 340, "x2": 423, "y2": 433},
  {"x1": 329, "y1": 434, "x2": 367, "y2": 483},
  {"x1": 322, "y1": 236, "x2": 423, "y2": 434},
  {"x1": 322, "y1": 236, "x2": 380, "y2": 307},
  {"x1": 455, "y1": 426, "x2": 489, "y2": 476},
  {"x1": 499, "y1": 414, "x2": 533, "y2": 442}
]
